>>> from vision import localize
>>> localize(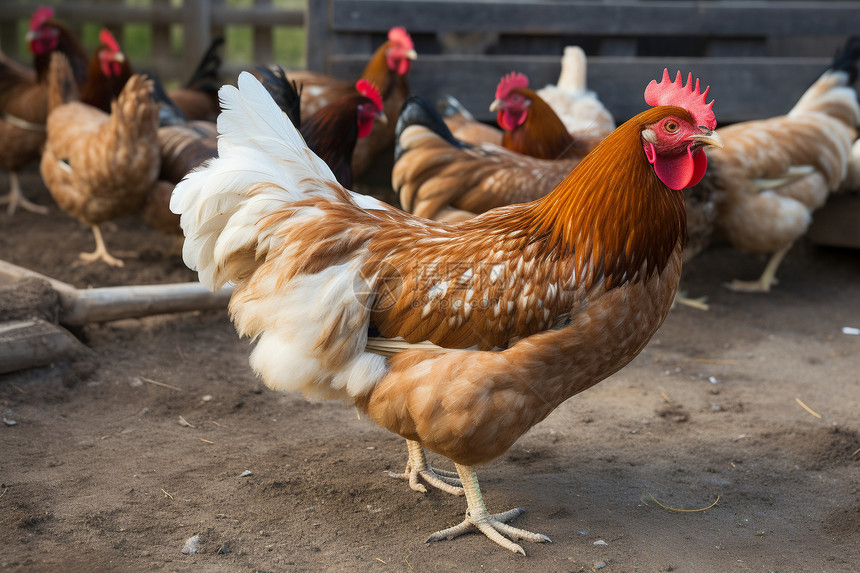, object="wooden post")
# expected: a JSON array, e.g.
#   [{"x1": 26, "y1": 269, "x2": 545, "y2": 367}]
[
  {"x1": 184, "y1": 0, "x2": 212, "y2": 81},
  {"x1": 0, "y1": 319, "x2": 91, "y2": 375},
  {"x1": 151, "y1": 0, "x2": 173, "y2": 80},
  {"x1": 253, "y1": 0, "x2": 274, "y2": 65},
  {"x1": 305, "y1": 0, "x2": 331, "y2": 72}
]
